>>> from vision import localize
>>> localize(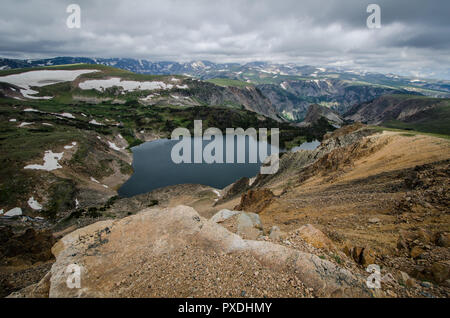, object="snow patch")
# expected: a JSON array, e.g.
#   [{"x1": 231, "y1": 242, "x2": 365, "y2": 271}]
[
  {"x1": 9, "y1": 119, "x2": 17, "y2": 122},
  {"x1": 89, "y1": 119, "x2": 103, "y2": 126},
  {"x1": 0, "y1": 69, "x2": 98, "y2": 99},
  {"x1": 79, "y1": 78, "x2": 188, "y2": 92},
  {"x1": 108, "y1": 141, "x2": 123, "y2": 151},
  {"x1": 18, "y1": 122, "x2": 33, "y2": 127},
  {"x1": 140, "y1": 93, "x2": 159, "y2": 101},
  {"x1": 59, "y1": 112, "x2": 75, "y2": 119},
  {"x1": 90, "y1": 177, "x2": 108, "y2": 189},
  {"x1": 90, "y1": 177, "x2": 100, "y2": 184},
  {"x1": 212, "y1": 189, "x2": 220, "y2": 197},
  {"x1": 28, "y1": 197, "x2": 43, "y2": 210},
  {"x1": 24, "y1": 150, "x2": 64, "y2": 171},
  {"x1": 5, "y1": 208, "x2": 22, "y2": 217},
  {"x1": 64, "y1": 142, "x2": 77, "y2": 149}
]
